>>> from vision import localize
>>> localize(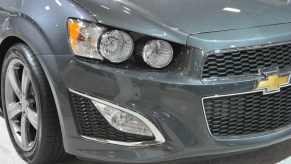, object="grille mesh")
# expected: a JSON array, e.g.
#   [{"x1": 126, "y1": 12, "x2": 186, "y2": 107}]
[
  {"x1": 70, "y1": 92, "x2": 155, "y2": 142},
  {"x1": 202, "y1": 43, "x2": 291, "y2": 78},
  {"x1": 203, "y1": 86, "x2": 291, "y2": 137}
]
